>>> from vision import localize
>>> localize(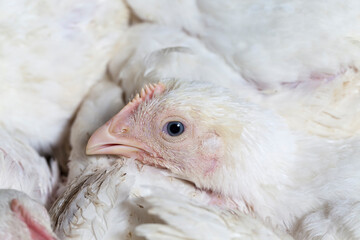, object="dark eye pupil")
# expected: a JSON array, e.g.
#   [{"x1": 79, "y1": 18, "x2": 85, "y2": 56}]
[{"x1": 166, "y1": 121, "x2": 185, "y2": 136}]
